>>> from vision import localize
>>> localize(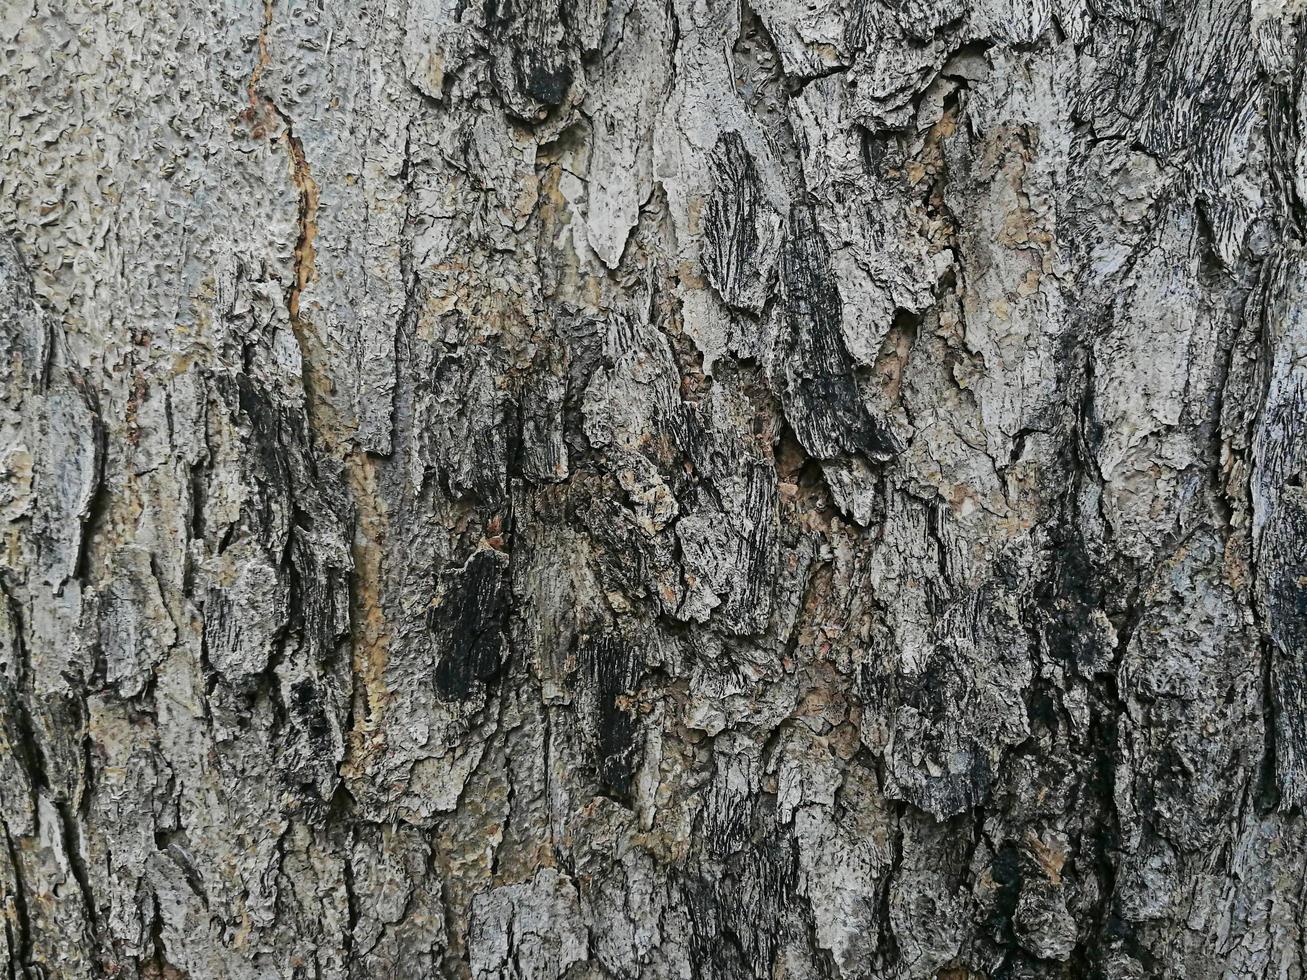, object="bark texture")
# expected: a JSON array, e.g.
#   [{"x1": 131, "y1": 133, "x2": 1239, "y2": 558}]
[{"x1": 1, "y1": 0, "x2": 1306, "y2": 976}]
